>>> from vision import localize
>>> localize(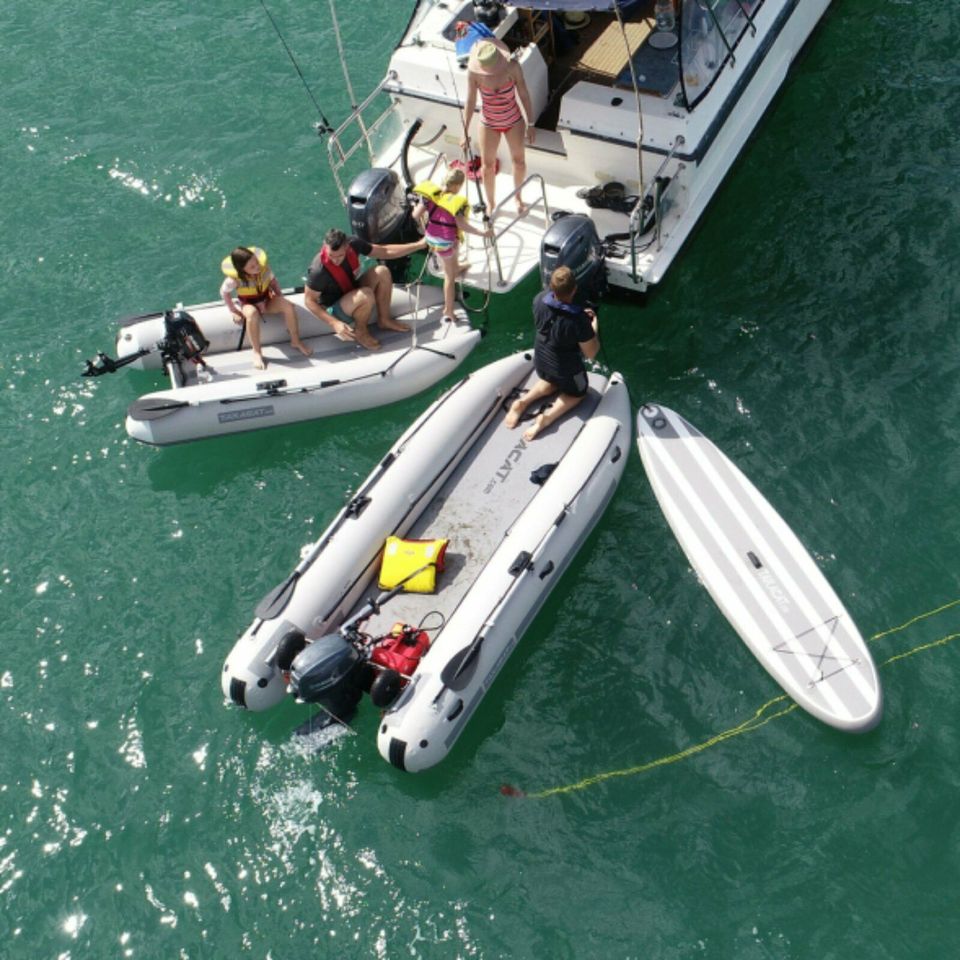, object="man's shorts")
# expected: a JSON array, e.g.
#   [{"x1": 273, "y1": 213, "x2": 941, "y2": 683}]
[
  {"x1": 328, "y1": 298, "x2": 379, "y2": 325},
  {"x1": 545, "y1": 368, "x2": 588, "y2": 398}
]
